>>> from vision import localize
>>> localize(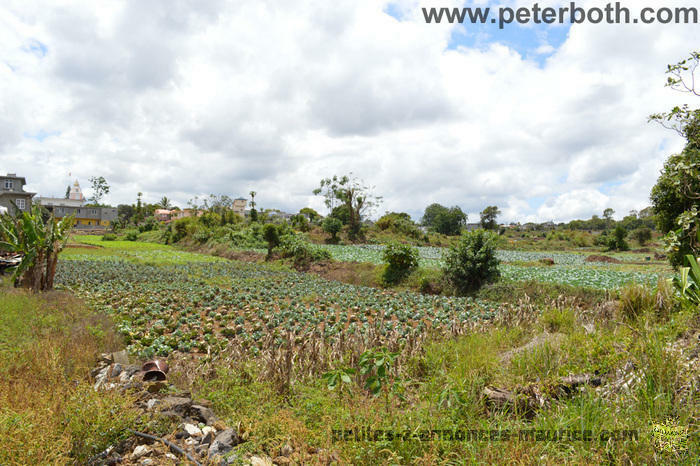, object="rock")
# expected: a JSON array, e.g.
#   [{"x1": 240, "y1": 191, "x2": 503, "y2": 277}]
[
  {"x1": 183, "y1": 423, "x2": 203, "y2": 437},
  {"x1": 140, "y1": 459, "x2": 154, "y2": 466},
  {"x1": 93, "y1": 366, "x2": 110, "y2": 389},
  {"x1": 583, "y1": 323, "x2": 595, "y2": 335},
  {"x1": 132, "y1": 445, "x2": 151, "y2": 459},
  {"x1": 175, "y1": 430, "x2": 189, "y2": 439},
  {"x1": 273, "y1": 456, "x2": 291, "y2": 465},
  {"x1": 208, "y1": 429, "x2": 240, "y2": 457},
  {"x1": 112, "y1": 350, "x2": 130, "y2": 365},
  {"x1": 201, "y1": 431, "x2": 214, "y2": 446},
  {"x1": 165, "y1": 453, "x2": 178, "y2": 461},
  {"x1": 202, "y1": 425, "x2": 217, "y2": 436},
  {"x1": 250, "y1": 456, "x2": 273, "y2": 466},
  {"x1": 110, "y1": 363, "x2": 123, "y2": 378},
  {"x1": 189, "y1": 404, "x2": 217, "y2": 424},
  {"x1": 146, "y1": 399, "x2": 160, "y2": 411},
  {"x1": 160, "y1": 396, "x2": 192, "y2": 415},
  {"x1": 184, "y1": 437, "x2": 197, "y2": 447}
]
